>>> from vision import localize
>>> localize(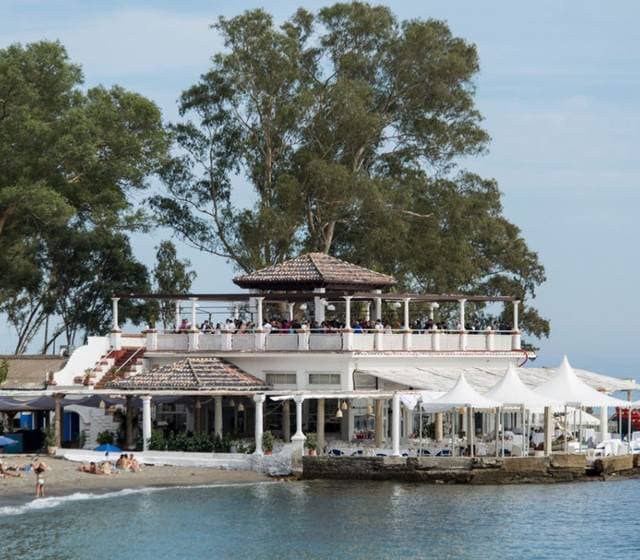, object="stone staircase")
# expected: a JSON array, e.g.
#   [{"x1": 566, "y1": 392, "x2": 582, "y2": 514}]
[{"x1": 95, "y1": 348, "x2": 145, "y2": 389}]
